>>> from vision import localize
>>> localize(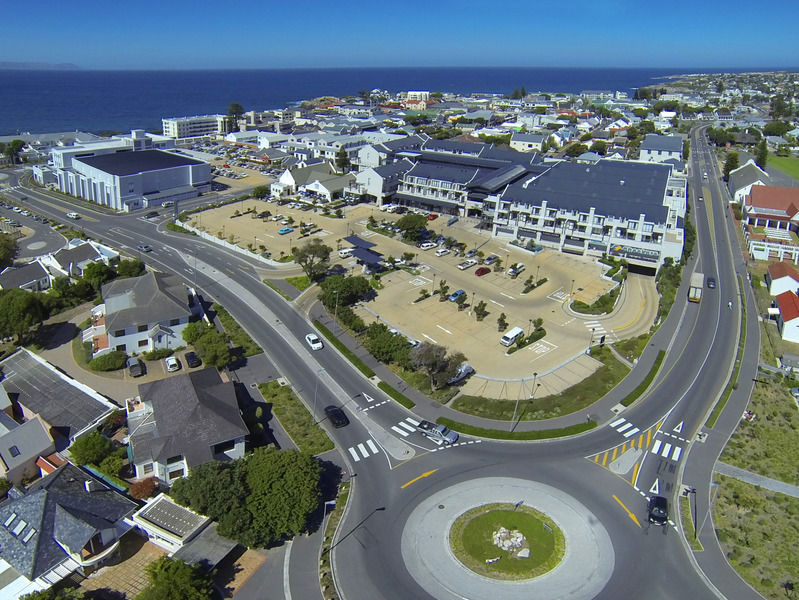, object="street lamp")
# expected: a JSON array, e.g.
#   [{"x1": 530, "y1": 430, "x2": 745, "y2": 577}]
[
  {"x1": 688, "y1": 487, "x2": 698, "y2": 540},
  {"x1": 334, "y1": 289, "x2": 340, "y2": 322},
  {"x1": 570, "y1": 279, "x2": 575, "y2": 298},
  {"x1": 535, "y1": 264, "x2": 540, "y2": 284},
  {"x1": 528, "y1": 318, "x2": 533, "y2": 337},
  {"x1": 432, "y1": 272, "x2": 436, "y2": 295}
]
